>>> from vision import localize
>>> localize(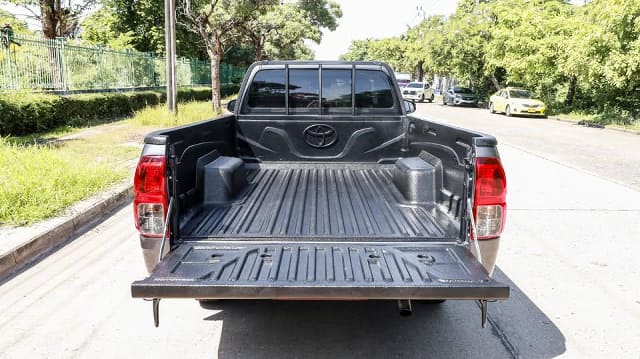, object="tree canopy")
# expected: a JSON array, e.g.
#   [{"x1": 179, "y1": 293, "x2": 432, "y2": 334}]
[
  {"x1": 3, "y1": 0, "x2": 96, "y2": 38},
  {"x1": 340, "y1": 0, "x2": 640, "y2": 120}
]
